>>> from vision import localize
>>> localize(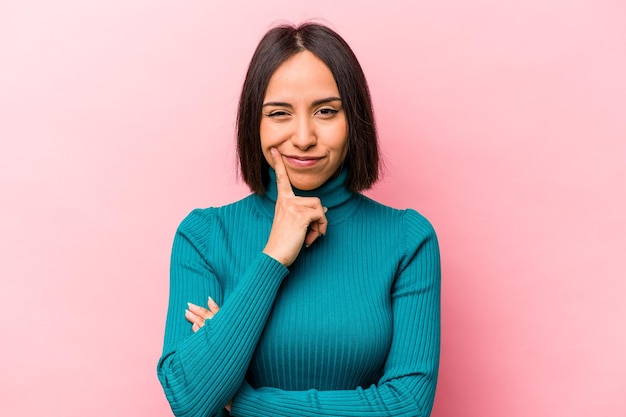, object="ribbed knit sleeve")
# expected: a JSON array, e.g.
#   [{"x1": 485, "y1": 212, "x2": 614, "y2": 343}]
[
  {"x1": 157, "y1": 209, "x2": 289, "y2": 417},
  {"x1": 229, "y1": 209, "x2": 441, "y2": 417}
]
